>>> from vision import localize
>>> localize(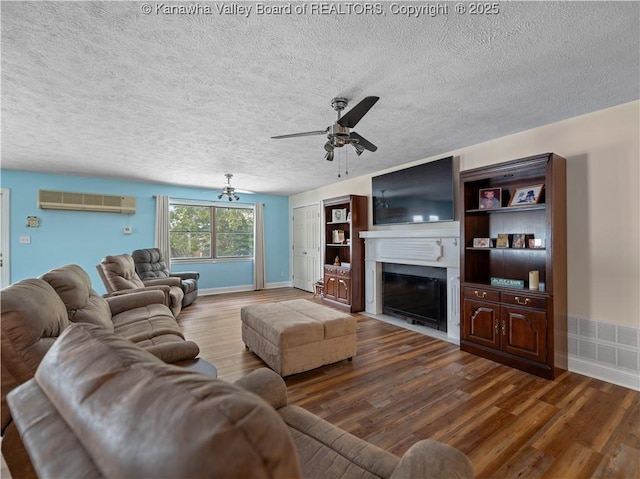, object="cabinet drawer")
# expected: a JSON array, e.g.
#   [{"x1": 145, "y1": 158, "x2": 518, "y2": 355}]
[
  {"x1": 463, "y1": 287, "x2": 500, "y2": 302},
  {"x1": 501, "y1": 293, "x2": 547, "y2": 310},
  {"x1": 336, "y1": 269, "x2": 350, "y2": 278},
  {"x1": 324, "y1": 266, "x2": 338, "y2": 275}
]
